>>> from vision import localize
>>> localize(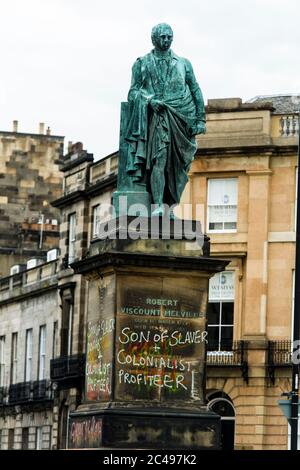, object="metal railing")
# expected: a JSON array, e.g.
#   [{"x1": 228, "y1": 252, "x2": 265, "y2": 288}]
[
  {"x1": 268, "y1": 340, "x2": 292, "y2": 365},
  {"x1": 50, "y1": 354, "x2": 85, "y2": 382},
  {"x1": 207, "y1": 340, "x2": 249, "y2": 383},
  {"x1": 267, "y1": 340, "x2": 292, "y2": 384},
  {"x1": 8, "y1": 380, "x2": 52, "y2": 404}
]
